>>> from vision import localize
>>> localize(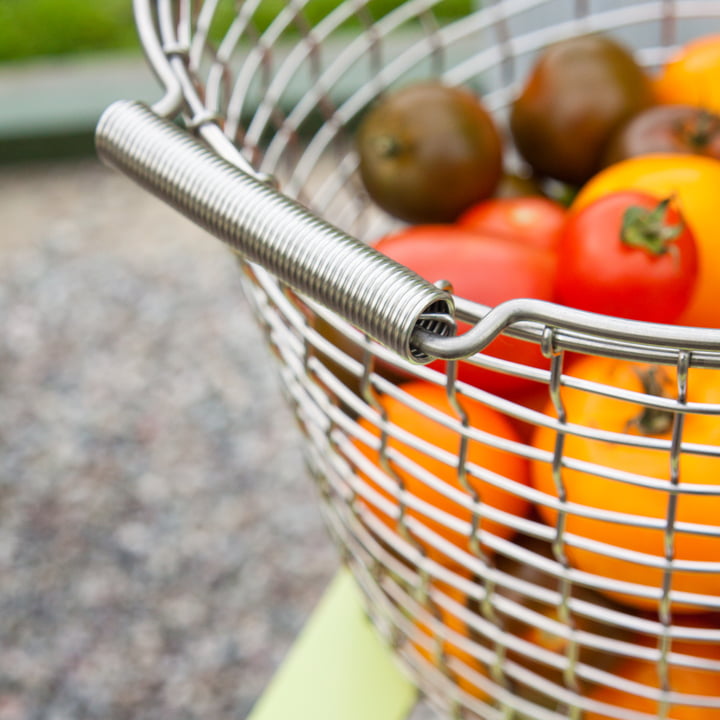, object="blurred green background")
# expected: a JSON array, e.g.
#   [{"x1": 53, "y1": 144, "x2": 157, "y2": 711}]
[
  {"x1": 0, "y1": 0, "x2": 470, "y2": 163},
  {"x1": 0, "y1": 0, "x2": 136, "y2": 61},
  {"x1": 0, "y1": 0, "x2": 471, "y2": 61}
]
